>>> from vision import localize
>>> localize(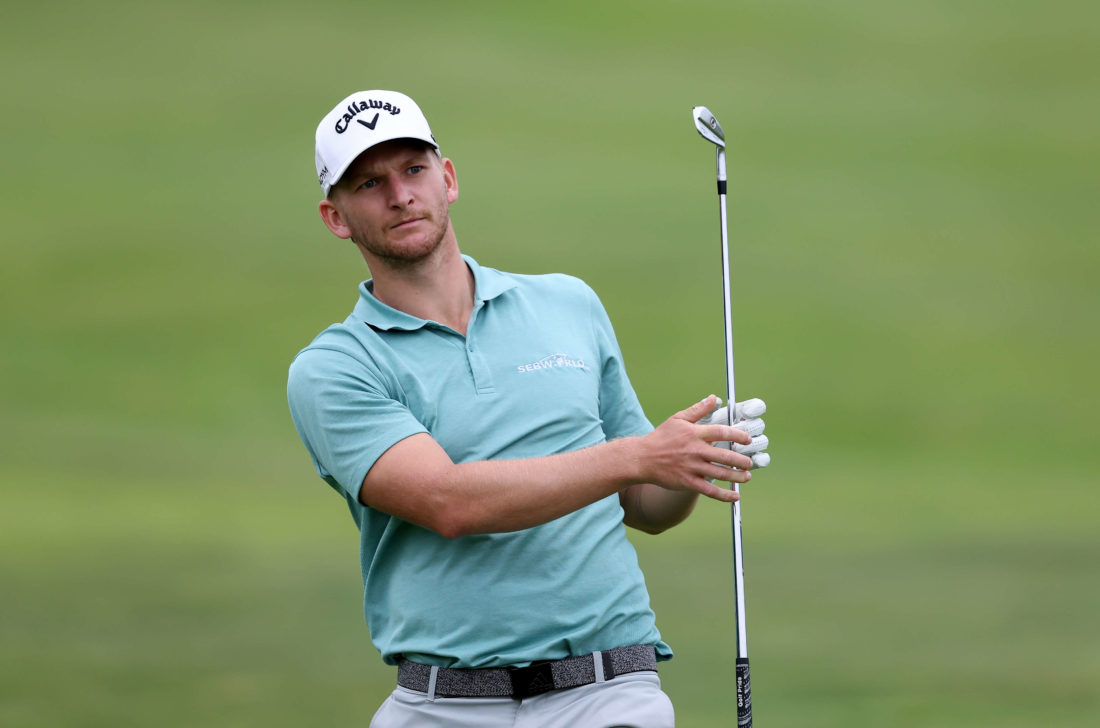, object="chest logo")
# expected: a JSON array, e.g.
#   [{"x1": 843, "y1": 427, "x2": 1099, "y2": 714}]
[{"x1": 516, "y1": 353, "x2": 590, "y2": 374}]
